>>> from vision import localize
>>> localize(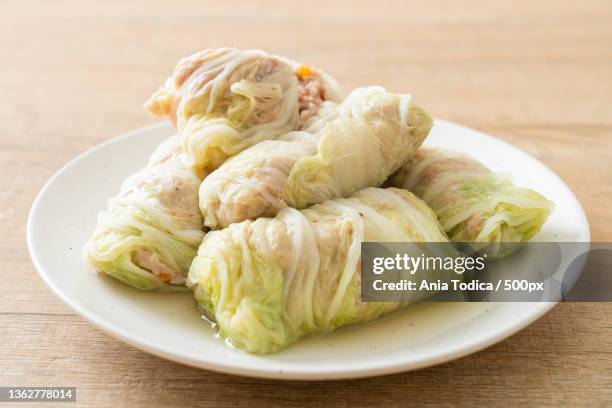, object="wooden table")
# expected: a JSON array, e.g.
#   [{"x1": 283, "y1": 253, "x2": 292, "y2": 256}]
[{"x1": 1, "y1": 1, "x2": 611, "y2": 406}]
